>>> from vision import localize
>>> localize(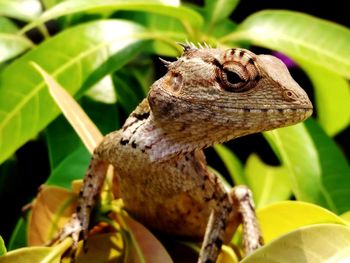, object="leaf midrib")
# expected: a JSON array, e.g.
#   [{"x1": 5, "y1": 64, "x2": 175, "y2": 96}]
[{"x1": 0, "y1": 31, "x2": 146, "y2": 132}]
